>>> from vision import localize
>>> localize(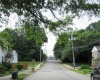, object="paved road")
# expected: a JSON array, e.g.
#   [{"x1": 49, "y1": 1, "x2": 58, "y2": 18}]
[{"x1": 24, "y1": 60, "x2": 90, "y2": 80}]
